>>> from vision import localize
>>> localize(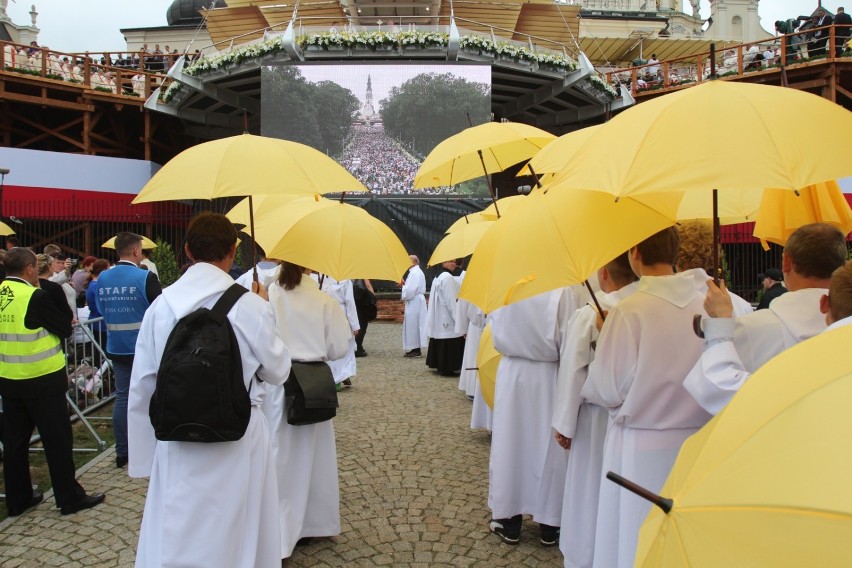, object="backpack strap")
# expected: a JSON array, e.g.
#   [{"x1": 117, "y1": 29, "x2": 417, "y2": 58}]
[{"x1": 212, "y1": 283, "x2": 248, "y2": 318}]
